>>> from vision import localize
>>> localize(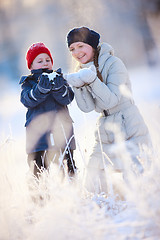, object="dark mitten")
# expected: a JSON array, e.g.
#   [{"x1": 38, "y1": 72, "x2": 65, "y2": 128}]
[
  {"x1": 37, "y1": 74, "x2": 52, "y2": 94},
  {"x1": 51, "y1": 75, "x2": 67, "y2": 91}
]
